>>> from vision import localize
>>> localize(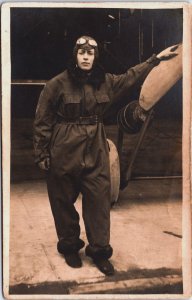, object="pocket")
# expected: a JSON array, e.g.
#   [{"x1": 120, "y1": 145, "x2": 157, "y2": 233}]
[
  {"x1": 63, "y1": 92, "x2": 82, "y2": 104},
  {"x1": 95, "y1": 88, "x2": 110, "y2": 104},
  {"x1": 96, "y1": 94, "x2": 110, "y2": 103}
]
